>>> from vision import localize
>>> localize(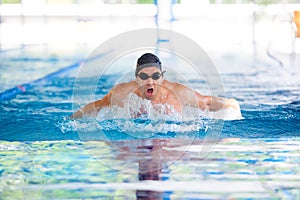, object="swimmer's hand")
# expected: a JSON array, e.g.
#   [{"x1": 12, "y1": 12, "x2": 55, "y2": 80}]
[
  {"x1": 225, "y1": 98, "x2": 243, "y2": 119},
  {"x1": 69, "y1": 109, "x2": 84, "y2": 119},
  {"x1": 226, "y1": 98, "x2": 241, "y2": 111}
]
